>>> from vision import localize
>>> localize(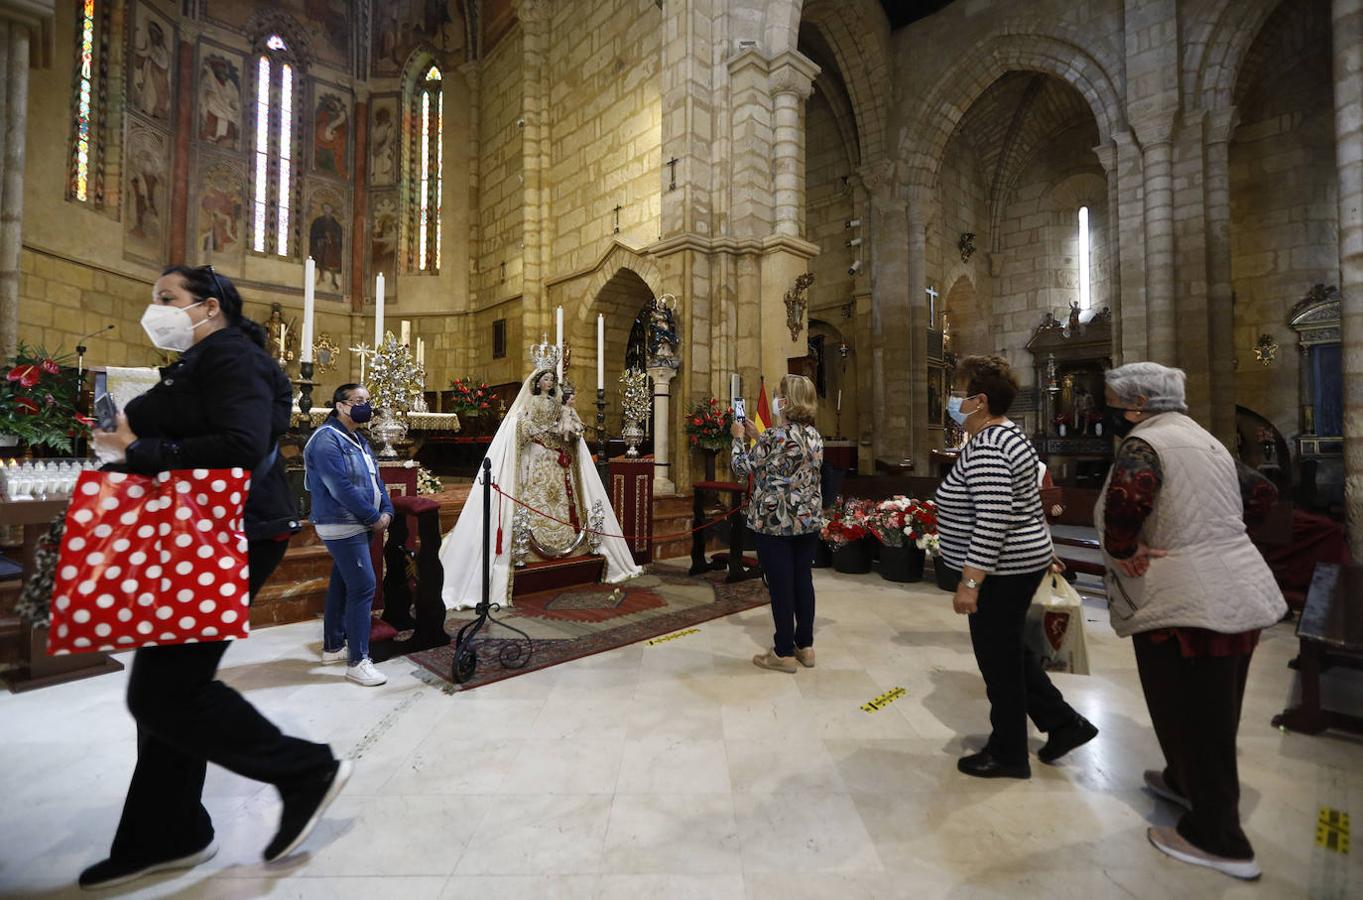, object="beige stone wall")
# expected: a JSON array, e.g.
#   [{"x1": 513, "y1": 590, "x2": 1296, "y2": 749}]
[
  {"x1": 1229, "y1": 0, "x2": 1338, "y2": 439},
  {"x1": 546, "y1": 0, "x2": 662, "y2": 274},
  {"x1": 474, "y1": 31, "x2": 526, "y2": 310},
  {"x1": 933, "y1": 135, "x2": 992, "y2": 362}
]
